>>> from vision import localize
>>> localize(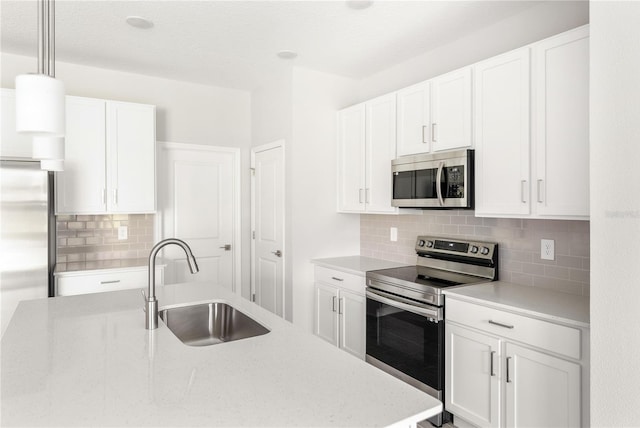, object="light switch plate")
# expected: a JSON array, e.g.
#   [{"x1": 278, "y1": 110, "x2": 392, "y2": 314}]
[
  {"x1": 118, "y1": 226, "x2": 128, "y2": 240},
  {"x1": 390, "y1": 227, "x2": 398, "y2": 242},
  {"x1": 541, "y1": 239, "x2": 554, "y2": 260}
]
